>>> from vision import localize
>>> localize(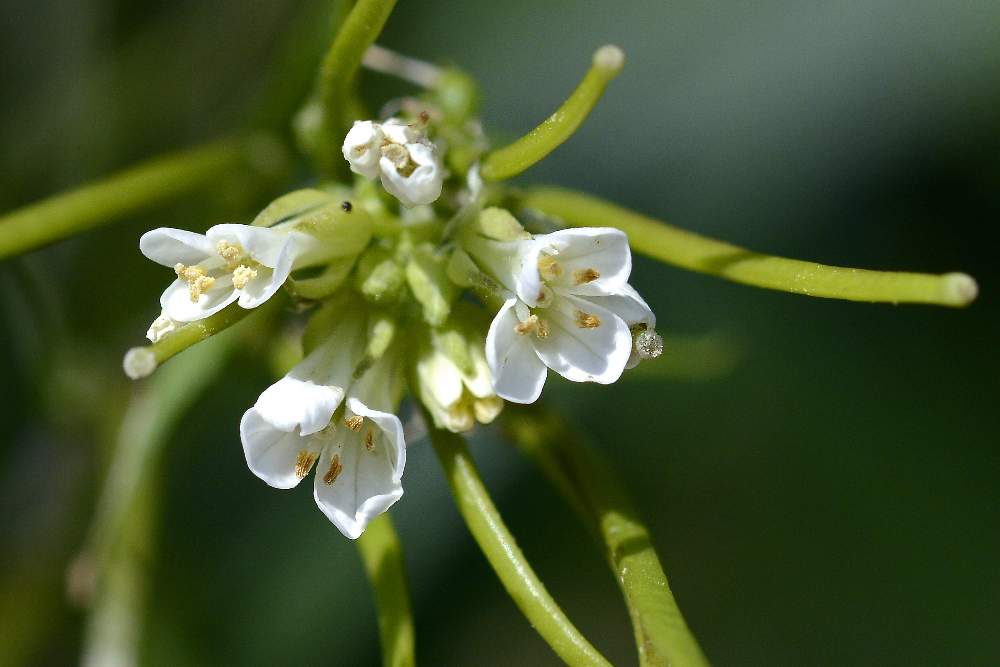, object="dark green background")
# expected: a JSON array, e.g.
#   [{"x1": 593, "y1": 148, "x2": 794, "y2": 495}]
[{"x1": 2, "y1": 1, "x2": 998, "y2": 665}]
